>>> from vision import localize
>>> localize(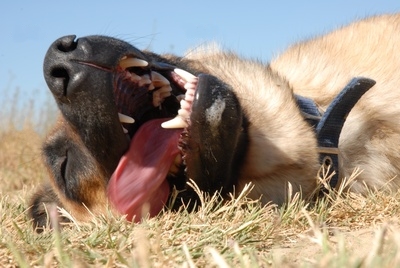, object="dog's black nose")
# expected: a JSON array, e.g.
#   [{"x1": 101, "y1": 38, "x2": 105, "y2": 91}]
[
  {"x1": 43, "y1": 35, "x2": 145, "y2": 102},
  {"x1": 43, "y1": 35, "x2": 92, "y2": 100}
]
